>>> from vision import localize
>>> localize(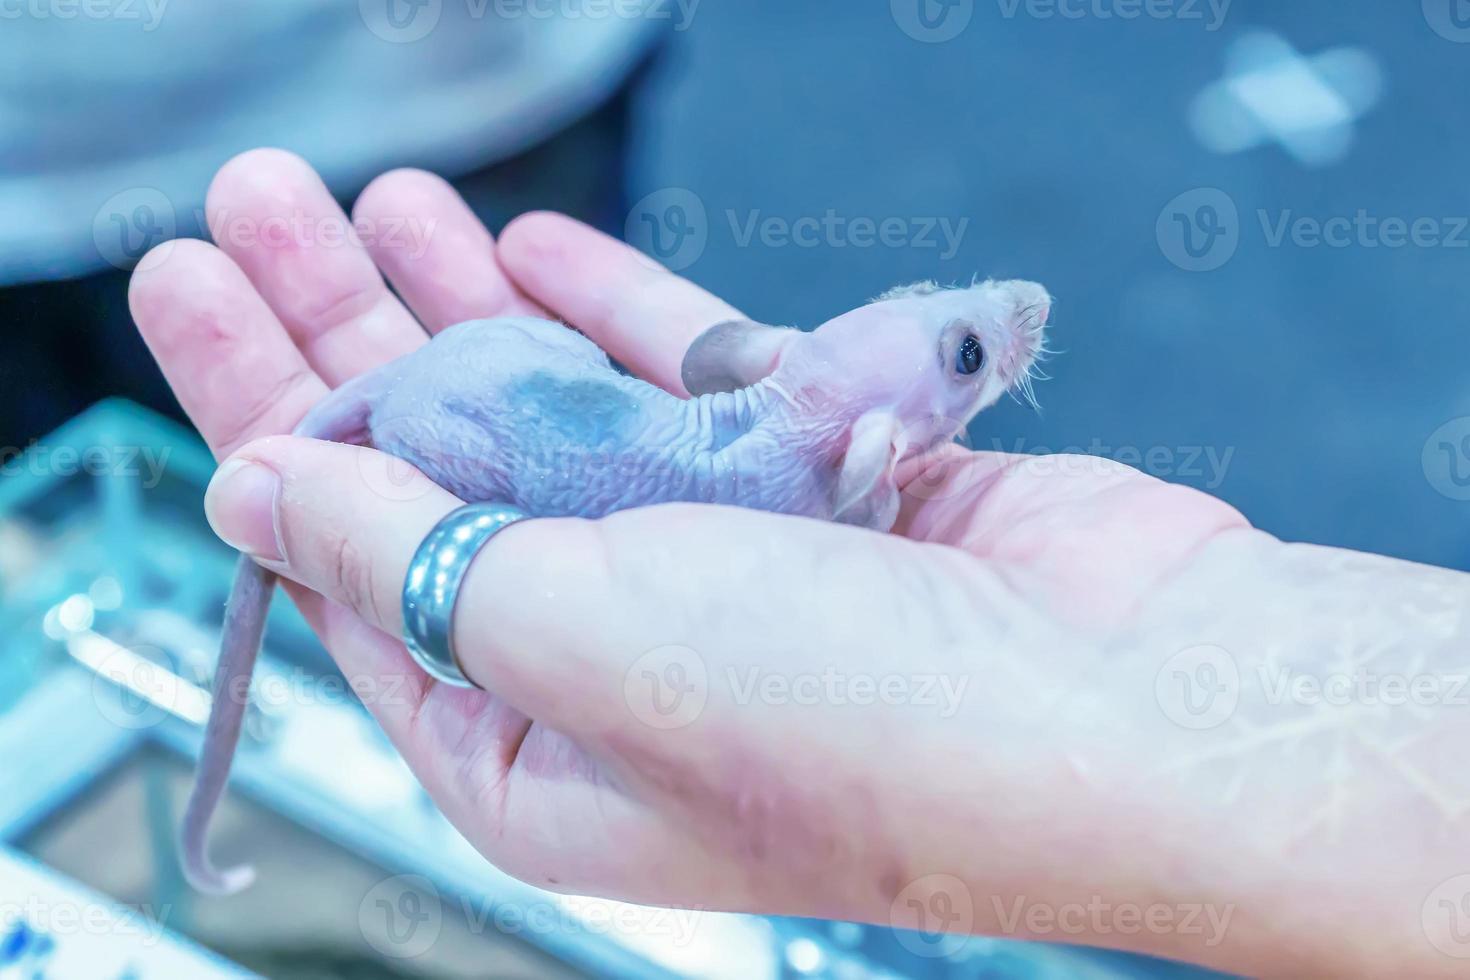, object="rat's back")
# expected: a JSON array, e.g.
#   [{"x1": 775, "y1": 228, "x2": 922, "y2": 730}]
[{"x1": 366, "y1": 317, "x2": 708, "y2": 516}]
